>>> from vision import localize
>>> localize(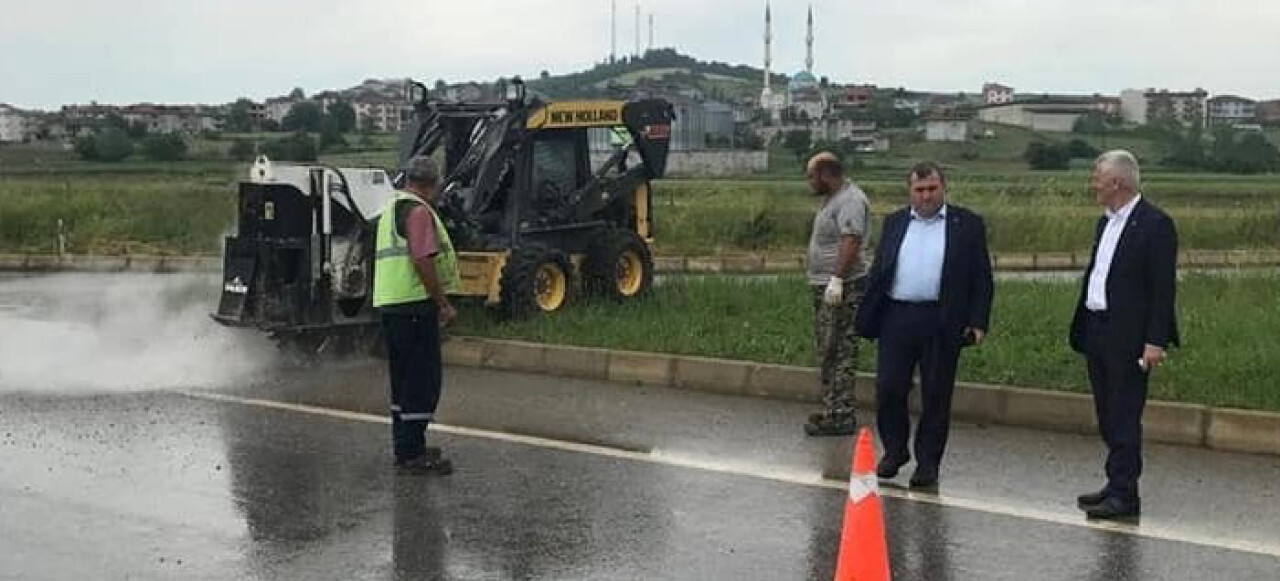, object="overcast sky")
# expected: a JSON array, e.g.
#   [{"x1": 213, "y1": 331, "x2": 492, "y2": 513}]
[{"x1": 3, "y1": 0, "x2": 1277, "y2": 109}]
